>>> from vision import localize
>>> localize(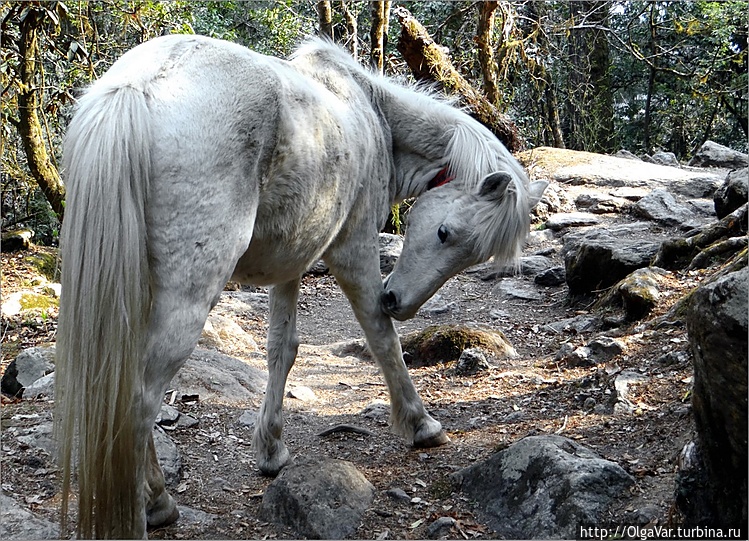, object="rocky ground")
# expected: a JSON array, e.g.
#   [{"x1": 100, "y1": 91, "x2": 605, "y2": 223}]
[{"x1": 1, "y1": 146, "x2": 744, "y2": 539}]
